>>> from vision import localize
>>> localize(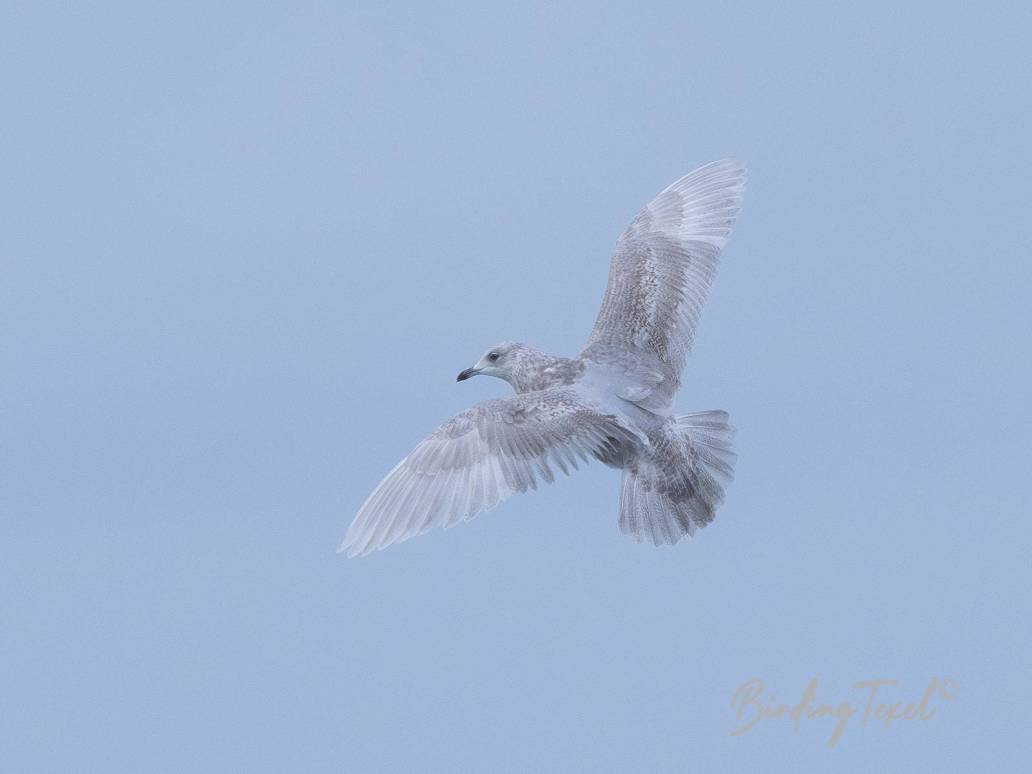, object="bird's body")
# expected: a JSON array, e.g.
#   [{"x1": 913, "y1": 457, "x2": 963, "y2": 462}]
[{"x1": 342, "y1": 160, "x2": 745, "y2": 556}]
